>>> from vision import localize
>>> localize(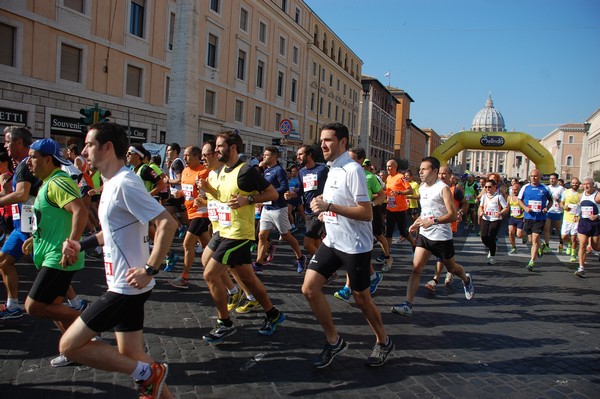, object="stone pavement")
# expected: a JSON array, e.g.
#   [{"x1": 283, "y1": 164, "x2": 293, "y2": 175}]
[{"x1": 1, "y1": 227, "x2": 599, "y2": 398}]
